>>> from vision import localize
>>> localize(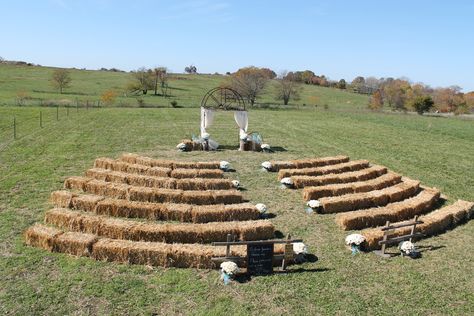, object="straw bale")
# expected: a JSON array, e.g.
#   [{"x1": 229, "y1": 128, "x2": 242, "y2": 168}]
[
  {"x1": 64, "y1": 176, "x2": 90, "y2": 191},
  {"x1": 24, "y1": 224, "x2": 63, "y2": 251},
  {"x1": 53, "y1": 231, "x2": 98, "y2": 256},
  {"x1": 318, "y1": 179, "x2": 419, "y2": 214},
  {"x1": 93, "y1": 157, "x2": 116, "y2": 170},
  {"x1": 191, "y1": 203, "x2": 260, "y2": 223},
  {"x1": 175, "y1": 178, "x2": 233, "y2": 191},
  {"x1": 50, "y1": 190, "x2": 75, "y2": 208},
  {"x1": 96, "y1": 199, "x2": 161, "y2": 219},
  {"x1": 84, "y1": 179, "x2": 129, "y2": 199},
  {"x1": 119, "y1": 153, "x2": 139, "y2": 164},
  {"x1": 71, "y1": 194, "x2": 105, "y2": 212},
  {"x1": 269, "y1": 155, "x2": 350, "y2": 171},
  {"x1": 297, "y1": 165, "x2": 387, "y2": 189},
  {"x1": 303, "y1": 172, "x2": 401, "y2": 200},
  {"x1": 362, "y1": 200, "x2": 474, "y2": 250},
  {"x1": 179, "y1": 191, "x2": 215, "y2": 205},
  {"x1": 128, "y1": 187, "x2": 183, "y2": 203},
  {"x1": 335, "y1": 188, "x2": 440, "y2": 230},
  {"x1": 278, "y1": 160, "x2": 370, "y2": 180},
  {"x1": 212, "y1": 190, "x2": 244, "y2": 205},
  {"x1": 171, "y1": 168, "x2": 223, "y2": 179},
  {"x1": 85, "y1": 168, "x2": 111, "y2": 181}
]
